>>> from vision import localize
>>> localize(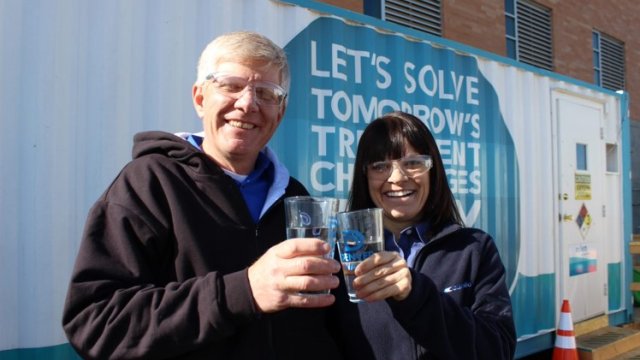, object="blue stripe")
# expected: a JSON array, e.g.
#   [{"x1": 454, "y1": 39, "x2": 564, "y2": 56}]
[
  {"x1": 608, "y1": 262, "x2": 621, "y2": 310},
  {"x1": 0, "y1": 344, "x2": 80, "y2": 360},
  {"x1": 511, "y1": 272, "x2": 556, "y2": 337}
]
